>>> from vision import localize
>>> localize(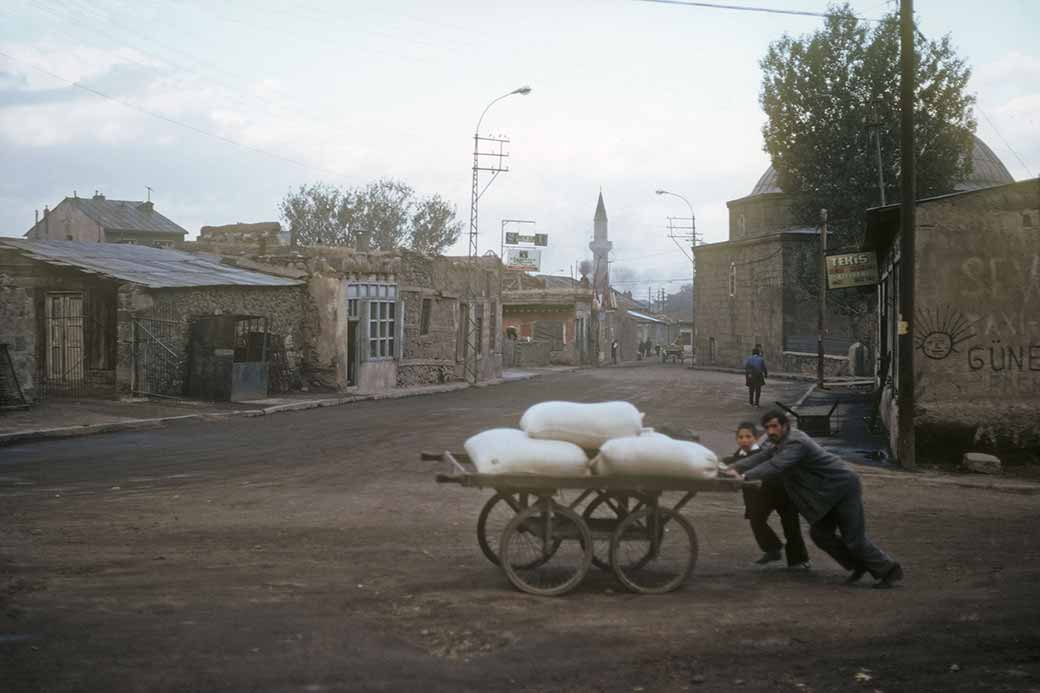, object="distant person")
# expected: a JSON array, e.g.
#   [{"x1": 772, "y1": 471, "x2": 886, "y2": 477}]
[
  {"x1": 611, "y1": 339, "x2": 619, "y2": 364},
  {"x1": 724, "y1": 422, "x2": 809, "y2": 569},
  {"x1": 743, "y1": 346, "x2": 768, "y2": 407},
  {"x1": 725, "y1": 409, "x2": 903, "y2": 588}
]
